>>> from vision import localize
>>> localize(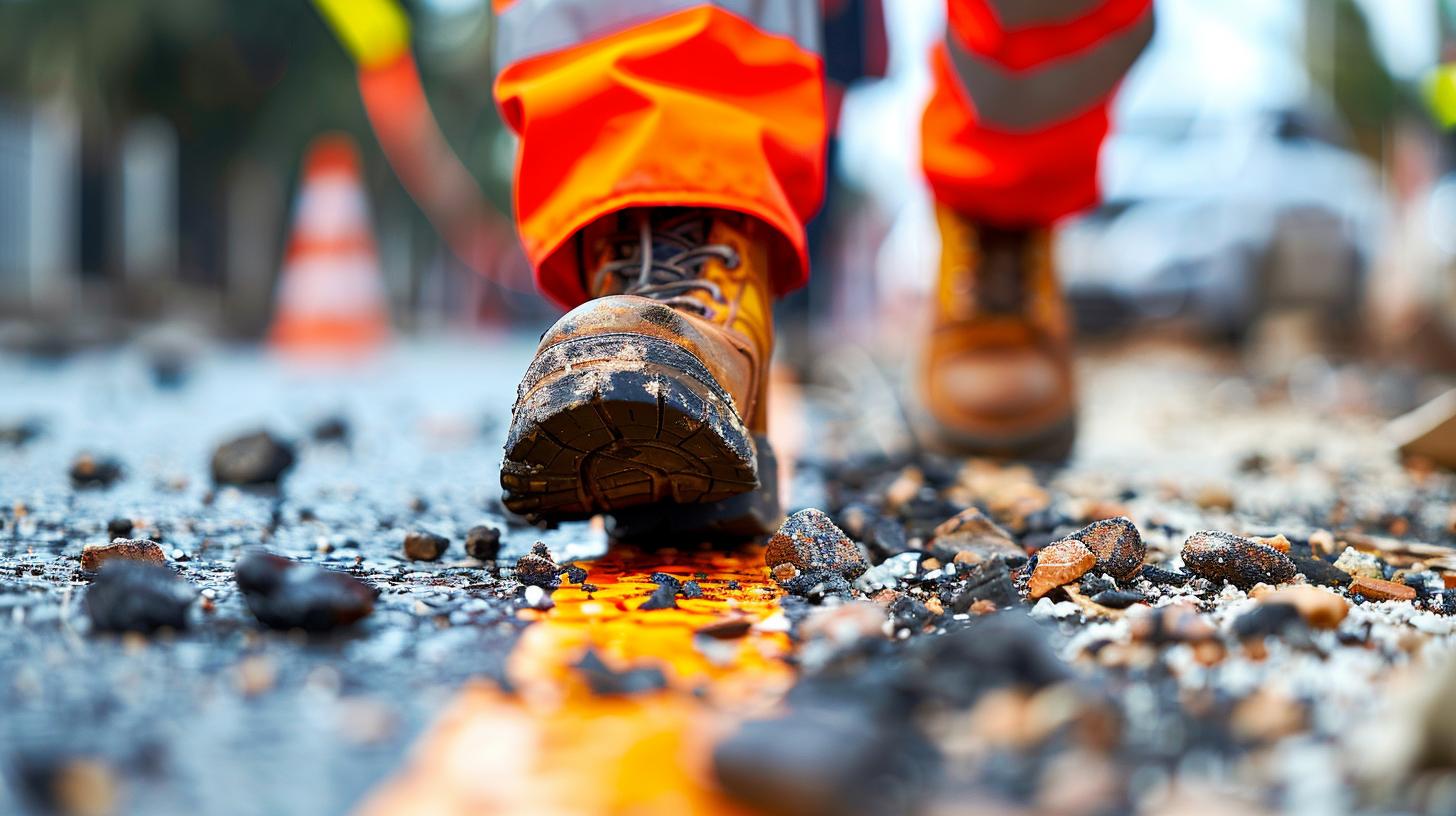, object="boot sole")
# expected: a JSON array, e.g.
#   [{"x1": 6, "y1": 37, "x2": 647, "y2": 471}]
[
  {"x1": 606, "y1": 434, "x2": 782, "y2": 543},
  {"x1": 501, "y1": 333, "x2": 759, "y2": 520}
]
